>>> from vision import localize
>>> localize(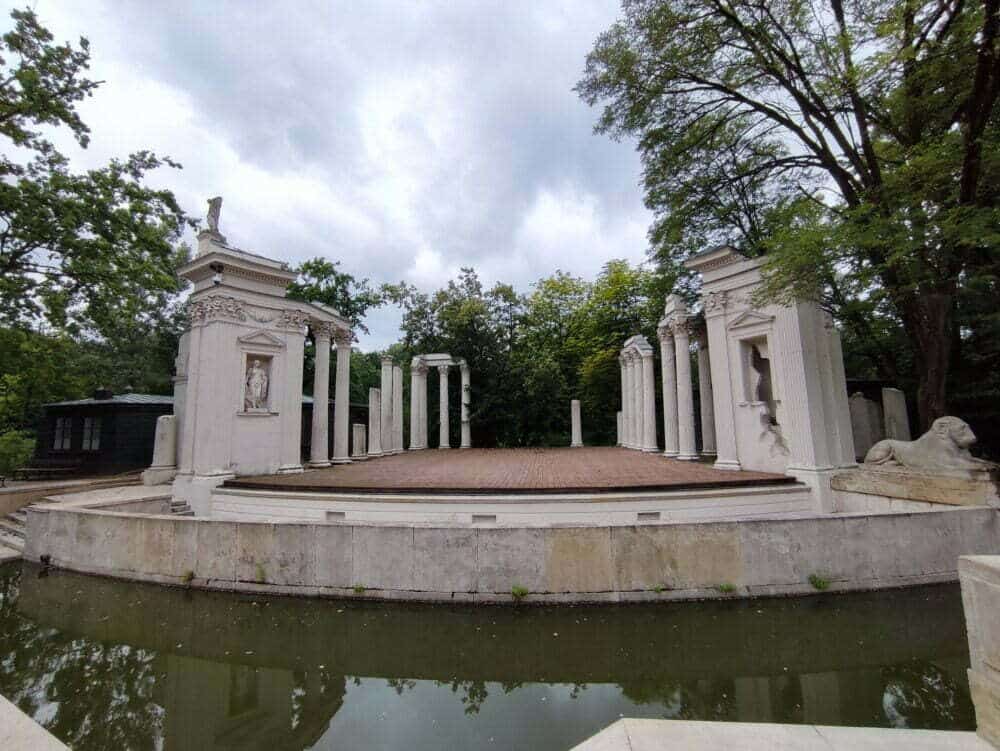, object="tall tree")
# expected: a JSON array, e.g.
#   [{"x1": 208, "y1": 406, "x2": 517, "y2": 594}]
[
  {"x1": 578, "y1": 0, "x2": 1000, "y2": 428},
  {"x1": 0, "y1": 8, "x2": 193, "y2": 338}
]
